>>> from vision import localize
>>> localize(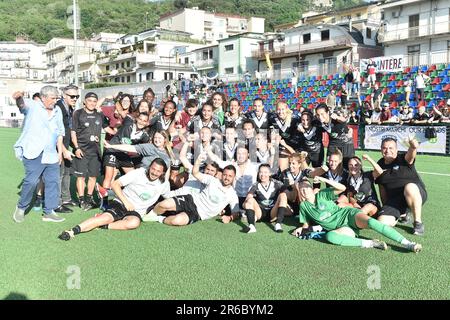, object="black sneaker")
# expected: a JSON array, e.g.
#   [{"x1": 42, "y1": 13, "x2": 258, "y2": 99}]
[
  {"x1": 79, "y1": 199, "x2": 87, "y2": 211},
  {"x1": 58, "y1": 230, "x2": 75, "y2": 241},
  {"x1": 62, "y1": 200, "x2": 78, "y2": 207},
  {"x1": 54, "y1": 205, "x2": 73, "y2": 213},
  {"x1": 83, "y1": 198, "x2": 96, "y2": 211},
  {"x1": 398, "y1": 211, "x2": 412, "y2": 224},
  {"x1": 413, "y1": 222, "x2": 424, "y2": 236}
]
